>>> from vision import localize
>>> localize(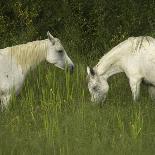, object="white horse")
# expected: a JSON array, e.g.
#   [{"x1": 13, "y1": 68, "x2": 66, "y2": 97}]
[
  {"x1": 87, "y1": 36, "x2": 155, "y2": 103},
  {"x1": 0, "y1": 31, "x2": 74, "y2": 109}
]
